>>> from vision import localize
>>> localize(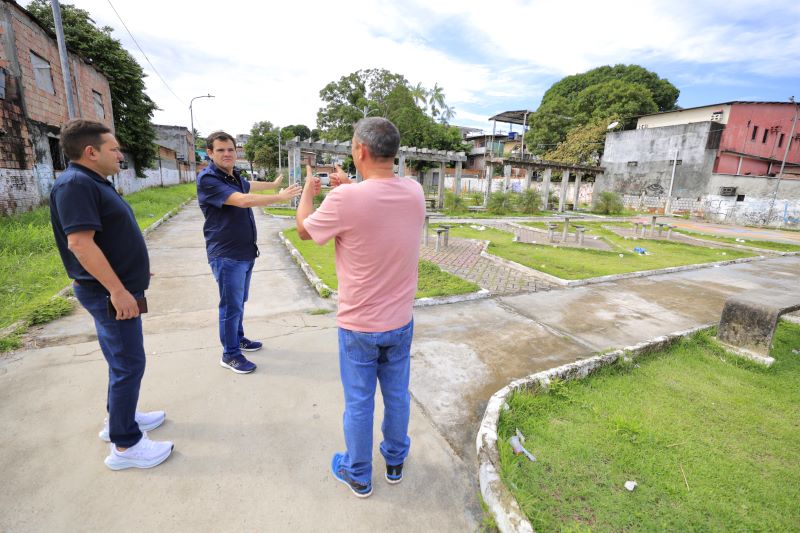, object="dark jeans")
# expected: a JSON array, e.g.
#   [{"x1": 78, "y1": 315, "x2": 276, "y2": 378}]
[
  {"x1": 73, "y1": 282, "x2": 145, "y2": 447},
  {"x1": 209, "y1": 257, "x2": 254, "y2": 359},
  {"x1": 337, "y1": 319, "x2": 414, "y2": 484}
]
